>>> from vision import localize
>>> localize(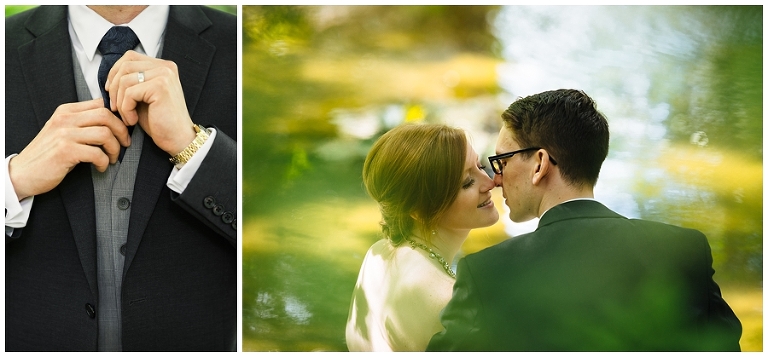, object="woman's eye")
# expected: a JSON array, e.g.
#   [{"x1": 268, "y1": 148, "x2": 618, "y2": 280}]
[{"x1": 462, "y1": 178, "x2": 475, "y2": 189}]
